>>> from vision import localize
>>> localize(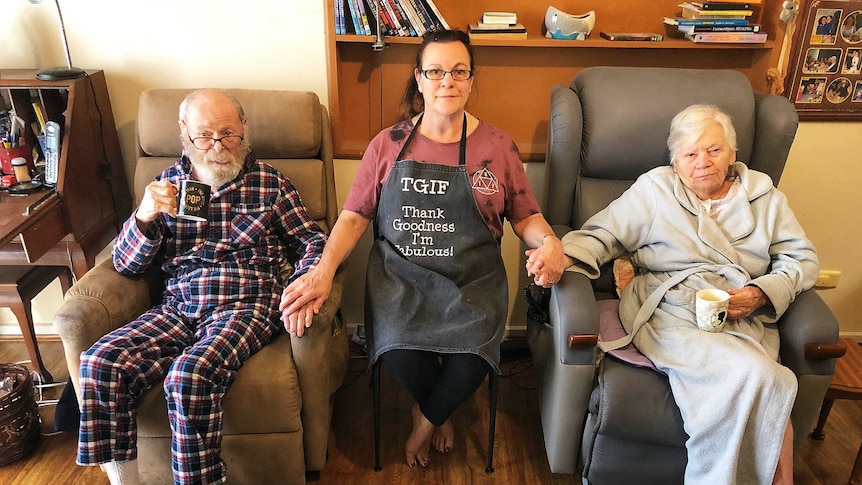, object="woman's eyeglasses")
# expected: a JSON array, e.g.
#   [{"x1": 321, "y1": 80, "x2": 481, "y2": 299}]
[{"x1": 421, "y1": 69, "x2": 473, "y2": 81}]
